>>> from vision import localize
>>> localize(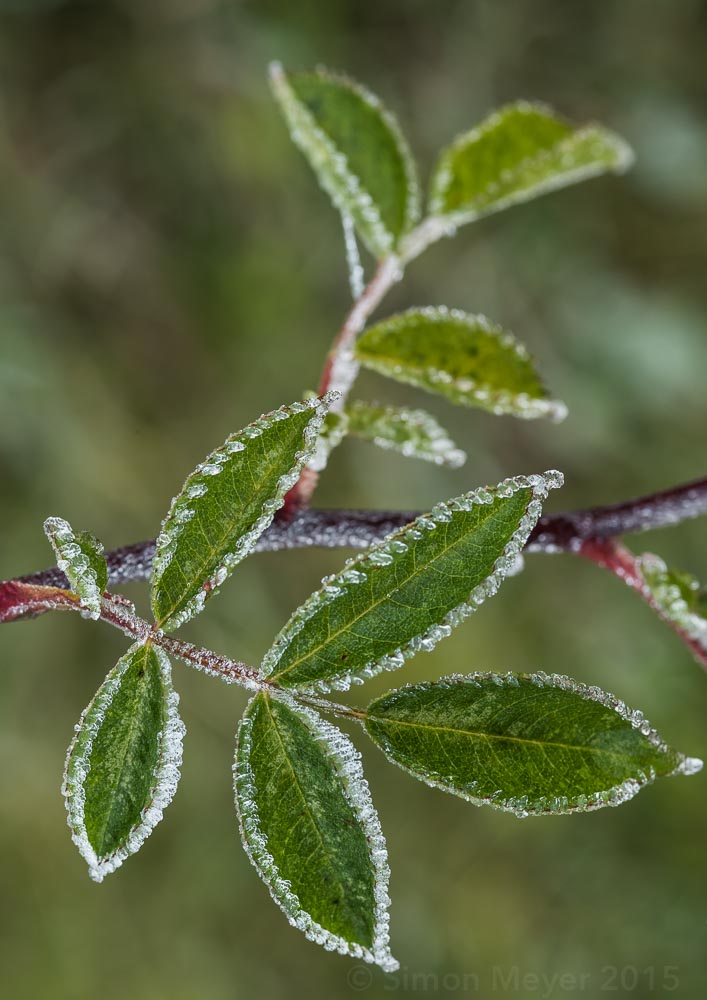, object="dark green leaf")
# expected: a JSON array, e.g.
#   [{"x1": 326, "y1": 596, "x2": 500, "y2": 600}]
[
  {"x1": 346, "y1": 400, "x2": 466, "y2": 468},
  {"x1": 429, "y1": 100, "x2": 633, "y2": 226},
  {"x1": 63, "y1": 642, "x2": 185, "y2": 881},
  {"x1": 151, "y1": 396, "x2": 332, "y2": 631},
  {"x1": 235, "y1": 692, "x2": 396, "y2": 970},
  {"x1": 43, "y1": 516, "x2": 108, "y2": 619},
  {"x1": 355, "y1": 307, "x2": 566, "y2": 420},
  {"x1": 270, "y1": 62, "x2": 419, "y2": 258},
  {"x1": 365, "y1": 673, "x2": 701, "y2": 816},
  {"x1": 262, "y1": 471, "x2": 562, "y2": 692}
]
